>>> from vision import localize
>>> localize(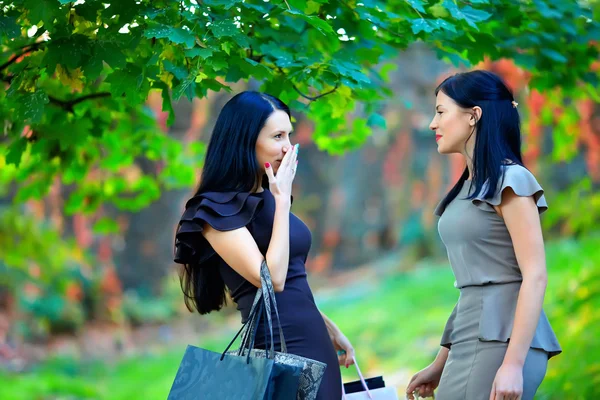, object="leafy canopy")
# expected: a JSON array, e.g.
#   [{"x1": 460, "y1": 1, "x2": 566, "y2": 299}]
[{"x1": 1, "y1": 0, "x2": 599, "y2": 213}]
